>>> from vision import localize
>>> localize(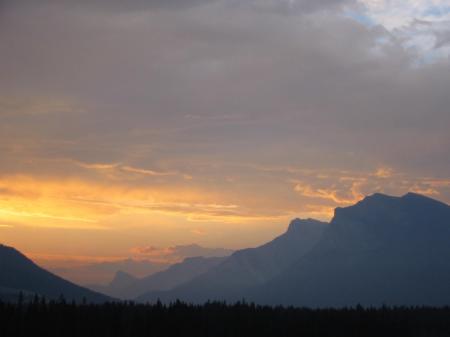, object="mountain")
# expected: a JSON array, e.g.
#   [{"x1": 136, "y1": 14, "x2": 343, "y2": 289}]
[
  {"x1": 93, "y1": 256, "x2": 227, "y2": 299},
  {"x1": 254, "y1": 193, "x2": 450, "y2": 307},
  {"x1": 58, "y1": 244, "x2": 233, "y2": 286},
  {"x1": 48, "y1": 259, "x2": 170, "y2": 285},
  {"x1": 137, "y1": 218, "x2": 328, "y2": 303},
  {"x1": 0, "y1": 244, "x2": 111, "y2": 303},
  {"x1": 110, "y1": 270, "x2": 138, "y2": 289}
]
